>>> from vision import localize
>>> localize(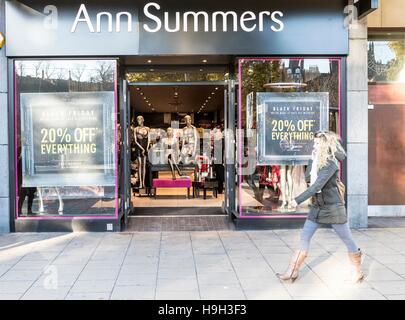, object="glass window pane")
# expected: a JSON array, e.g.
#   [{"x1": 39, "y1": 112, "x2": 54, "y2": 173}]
[
  {"x1": 368, "y1": 33, "x2": 405, "y2": 205},
  {"x1": 15, "y1": 60, "x2": 118, "y2": 217},
  {"x1": 238, "y1": 58, "x2": 341, "y2": 217}
]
